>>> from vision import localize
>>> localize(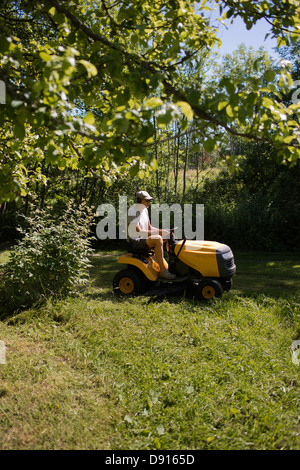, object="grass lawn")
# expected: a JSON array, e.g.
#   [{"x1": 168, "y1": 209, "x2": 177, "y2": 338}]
[{"x1": 0, "y1": 247, "x2": 299, "y2": 450}]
